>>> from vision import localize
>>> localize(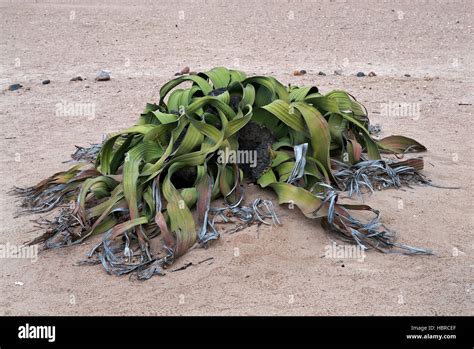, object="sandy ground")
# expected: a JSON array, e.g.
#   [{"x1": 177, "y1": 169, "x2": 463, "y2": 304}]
[{"x1": 0, "y1": 0, "x2": 473, "y2": 316}]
